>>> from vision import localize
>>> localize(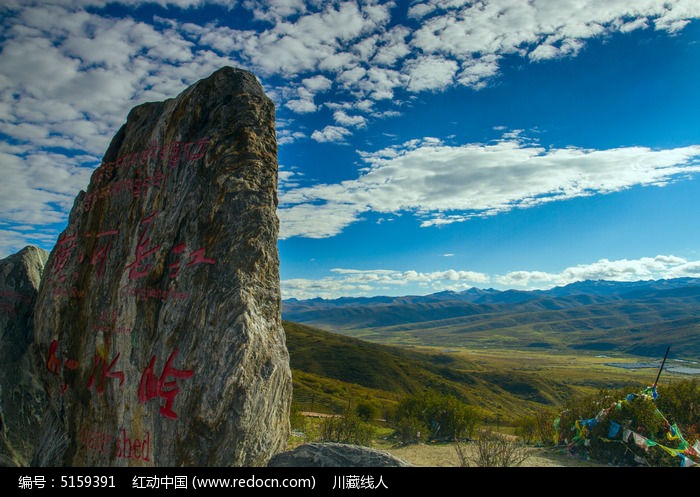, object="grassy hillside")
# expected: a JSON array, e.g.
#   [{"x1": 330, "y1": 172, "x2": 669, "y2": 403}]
[
  {"x1": 330, "y1": 301, "x2": 700, "y2": 359},
  {"x1": 283, "y1": 321, "x2": 658, "y2": 423},
  {"x1": 284, "y1": 300, "x2": 496, "y2": 330}
]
